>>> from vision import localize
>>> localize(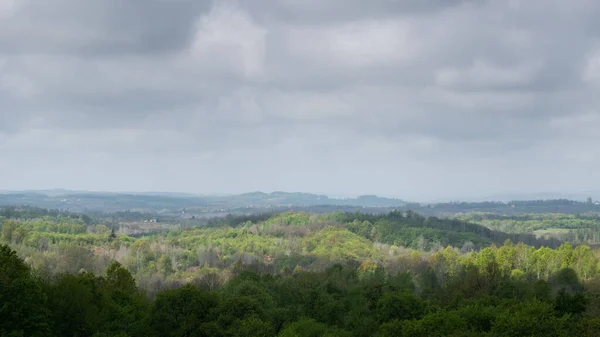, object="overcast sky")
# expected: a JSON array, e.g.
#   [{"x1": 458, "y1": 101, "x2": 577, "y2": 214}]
[{"x1": 1, "y1": 0, "x2": 600, "y2": 201}]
